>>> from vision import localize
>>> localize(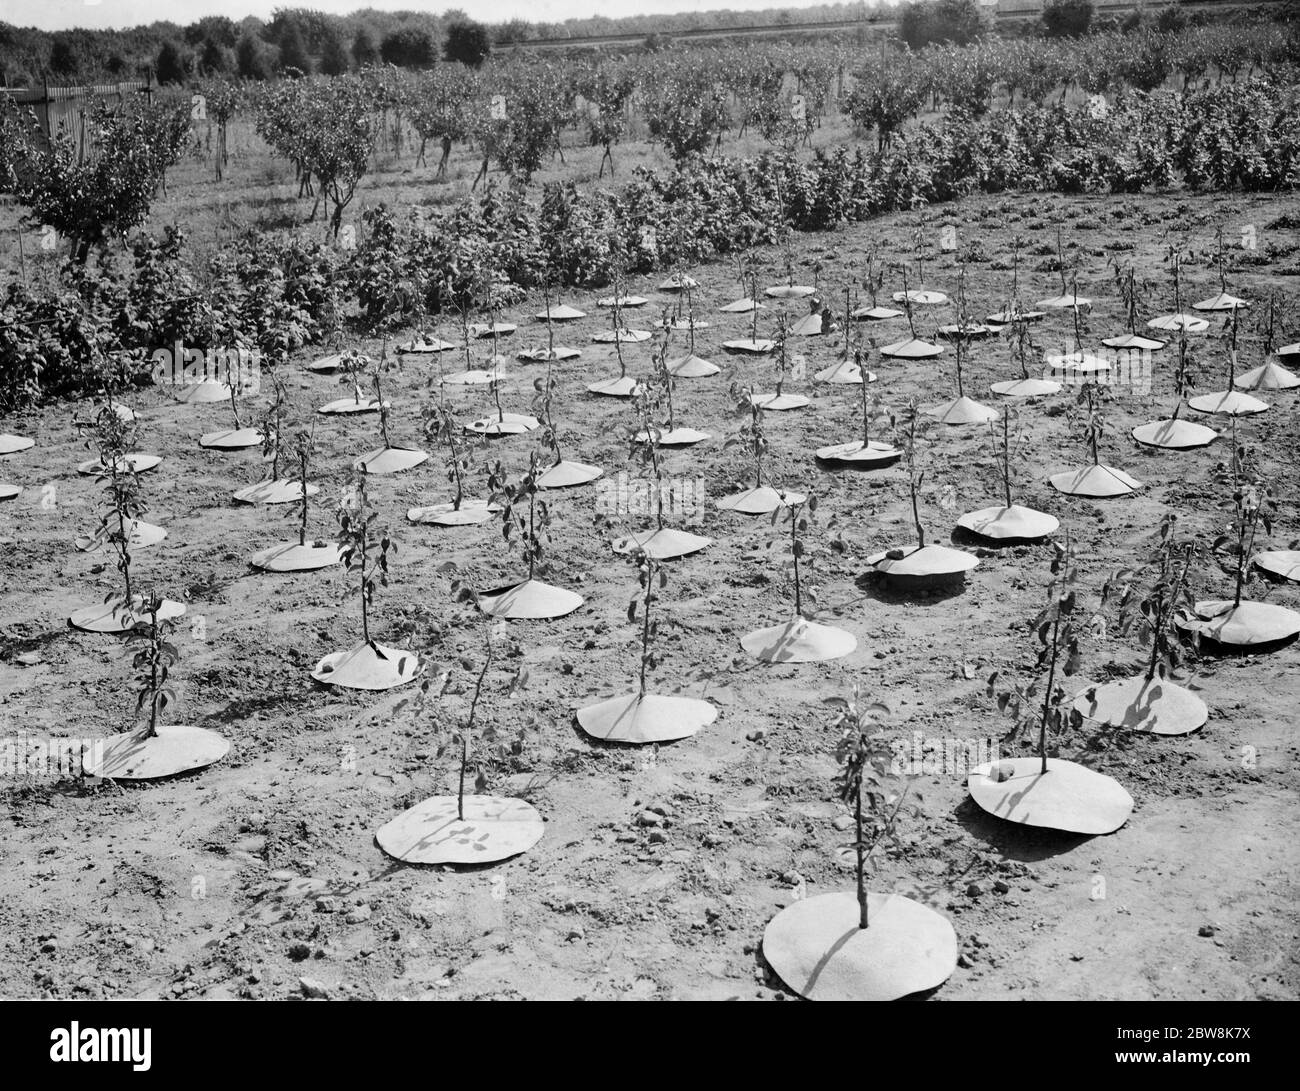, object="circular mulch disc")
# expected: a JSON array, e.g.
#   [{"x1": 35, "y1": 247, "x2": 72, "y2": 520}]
[
  {"x1": 1131, "y1": 417, "x2": 1218, "y2": 449},
  {"x1": 396, "y1": 338, "x2": 456, "y2": 354},
  {"x1": 69, "y1": 597, "x2": 186, "y2": 634},
  {"x1": 0, "y1": 434, "x2": 35, "y2": 455},
  {"x1": 1235, "y1": 361, "x2": 1298, "y2": 390},
  {"x1": 880, "y1": 337, "x2": 942, "y2": 359},
  {"x1": 659, "y1": 273, "x2": 699, "y2": 291},
  {"x1": 305, "y1": 352, "x2": 343, "y2": 371},
  {"x1": 869, "y1": 543, "x2": 979, "y2": 579},
  {"x1": 1187, "y1": 390, "x2": 1268, "y2": 416},
  {"x1": 957, "y1": 504, "x2": 1059, "y2": 542},
  {"x1": 1192, "y1": 292, "x2": 1248, "y2": 312},
  {"x1": 1046, "y1": 351, "x2": 1111, "y2": 373},
  {"x1": 853, "y1": 304, "x2": 904, "y2": 320},
  {"x1": 536, "y1": 303, "x2": 586, "y2": 321},
  {"x1": 666, "y1": 354, "x2": 719, "y2": 378},
  {"x1": 664, "y1": 317, "x2": 710, "y2": 332},
  {"x1": 815, "y1": 360, "x2": 875, "y2": 384},
  {"x1": 722, "y1": 339, "x2": 776, "y2": 355},
  {"x1": 1036, "y1": 293, "x2": 1091, "y2": 310},
  {"x1": 1102, "y1": 332, "x2": 1166, "y2": 351},
  {"x1": 465, "y1": 413, "x2": 540, "y2": 435},
  {"x1": 612, "y1": 527, "x2": 713, "y2": 560},
  {"x1": 939, "y1": 323, "x2": 996, "y2": 340},
  {"x1": 576, "y1": 692, "x2": 717, "y2": 744},
  {"x1": 1073, "y1": 676, "x2": 1207, "y2": 736},
  {"x1": 407, "y1": 499, "x2": 497, "y2": 526},
  {"x1": 1278, "y1": 341, "x2": 1300, "y2": 359},
  {"x1": 354, "y1": 447, "x2": 430, "y2": 475},
  {"x1": 741, "y1": 616, "x2": 857, "y2": 663},
  {"x1": 1147, "y1": 313, "x2": 1209, "y2": 333},
  {"x1": 1049, "y1": 464, "x2": 1142, "y2": 497},
  {"x1": 752, "y1": 392, "x2": 810, "y2": 412},
  {"x1": 311, "y1": 641, "x2": 424, "y2": 690},
  {"x1": 766, "y1": 285, "x2": 815, "y2": 299},
  {"x1": 814, "y1": 440, "x2": 901, "y2": 466},
  {"x1": 173, "y1": 381, "x2": 233, "y2": 404},
  {"x1": 587, "y1": 375, "x2": 639, "y2": 397},
  {"x1": 763, "y1": 891, "x2": 958, "y2": 1002},
  {"x1": 84, "y1": 725, "x2": 230, "y2": 780},
  {"x1": 250, "y1": 542, "x2": 343, "y2": 572},
  {"x1": 77, "y1": 453, "x2": 161, "y2": 476},
  {"x1": 592, "y1": 329, "x2": 651, "y2": 344},
  {"x1": 929, "y1": 395, "x2": 998, "y2": 425},
  {"x1": 318, "y1": 397, "x2": 386, "y2": 415},
  {"x1": 1177, "y1": 599, "x2": 1300, "y2": 647},
  {"x1": 1, "y1": 481, "x2": 21, "y2": 500},
  {"x1": 536, "y1": 460, "x2": 603, "y2": 488},
  {"x1": 441, "y1": 367, "x2": 506, "y2": 386},
  {"x1": 892, "y1": 289, "x2": 948, "y2": 305},
  {"x1": 968, "y1": 757, "x2": 1133, "y2": 834},
  {"x1": 790, "y1": 314, "x2": 825, "y2": 336},
  {"x1": 634, "y1": 426, "x2": 709, "y2": 447},
  {"x1": 233, "y1": 479, "x2": 319, "y2": 505},
  {"x1": 468, "y1": 322, "x2": 516, "y2": 339},
  {"x1": 477, "y1": 579, "x2": 584, "y2": 620},
  {"x1": 717, "y1": 485, "x2": 806, "y2": 515},
  {"x1": 990, "y1": 377, "x2": 1061, "y2": 397},
  {"x1": 720, "y1": 298, "x2": 764, "y2": 313},
  {"x1": 1254, "y1": 550, "x2": 1300, "y2": 583},
  {"x1": 75, "y1": 518, "x2": 166, "y2": 551},
  {"x1": 517, "y1": 345, "x2": 582, "y2": 362},
  {"x1": 376, "y1": 794, "x2": 544, "y2": 865},
  {"x1": 987, "y1": 309, "x2": 1045, "y2": 324},
  {"x1": 199, "y1": 427, "x2": 263, "y2": 450},
  {"x1": 597, "y1": 295, "x2": 648, "y2": 308}
]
